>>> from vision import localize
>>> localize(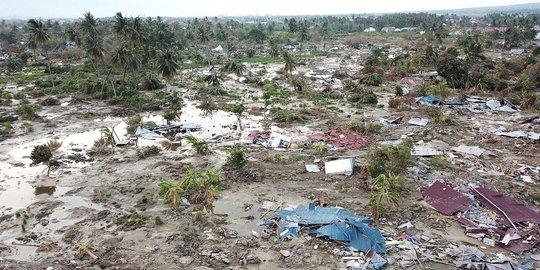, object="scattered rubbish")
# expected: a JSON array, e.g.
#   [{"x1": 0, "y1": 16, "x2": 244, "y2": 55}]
[
  {"x1": 268, "y1": 131, "x2": 292, "y2": 148},
  {"x1": 312, "y1": 197, "x2": 327, "y2": 207},
  {"x1": 309, "y1": 128, "x2": 367, "y2": 150},
  {"x1": 517, "y1": 175, "x2": 534, "y2": 184},
  {"x1": 135, "y1": 126, "x2": 162, "y2": 140},
  {"x1": 261, "y1": 203, "x2": 386, "y2": 255},
  {"x1": 305, "y1": 164, "x2": 321, "y2": 173},
  {"x1": 150, "y1": 123, "x2": 202, "y2": 135},
  {"x1": 324, "y1": 158, "x2": 355, "y2": 175},
  {"x1": 485, "y1": 100, "x2": 518, "y2": 112},
  {"x1": 422, "y1": 181, "x2": 470, "y2": 215},
  {"x1": 408, "y1": 118, "x2": 428, "y2": 126},
  {"x1": 398, "y1": 222, "x2": 414, "y2": 230},
  {"x1": 492, "y1": 129, "x2": 540, "y2": 140},
  {"x1": 470, "y1": 187, "x2": 540, "y2": 225},
  {"x1": 415, "y1": 96, "x2": 441, "y2": 106},
  {"x1": 389, "y1": 116, "x2": 404, "y2": 125},
  {"x1": 245, "y1": 130, "x2": 293, "y2": 148},
  {"x1": 411, "y1": 145, "x2": 443, "y2": 156},
  {"x1": 451, "y1": 145, "x2": 485, "y2": 157},
  {"x1": 279, "y1": 250, "x2": 291, "y2": 257}
]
